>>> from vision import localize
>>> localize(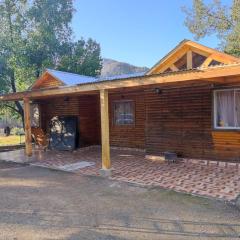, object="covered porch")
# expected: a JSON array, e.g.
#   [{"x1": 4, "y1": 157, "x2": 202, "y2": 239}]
[
  {"x1": 0, "y1": 146, "x2": 239, "y2": 201},
  {"x1": 2, "y1": 87, "x2": 113, "y2": 175}
]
